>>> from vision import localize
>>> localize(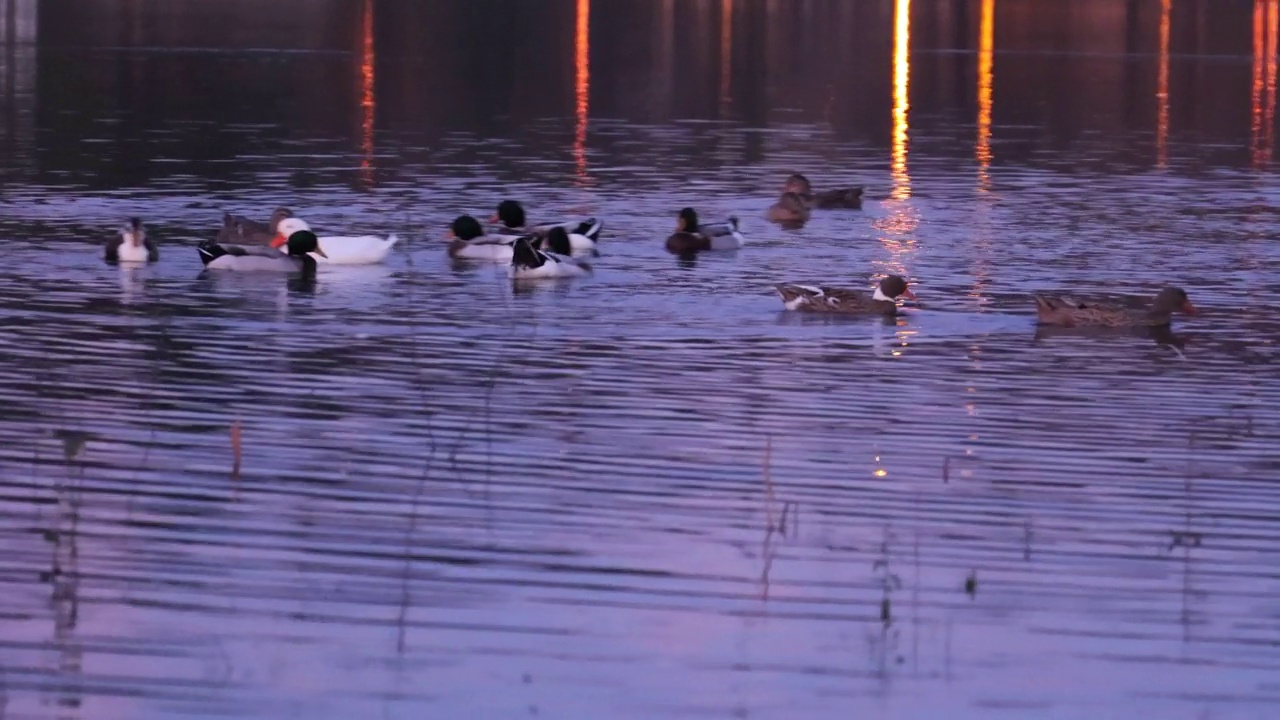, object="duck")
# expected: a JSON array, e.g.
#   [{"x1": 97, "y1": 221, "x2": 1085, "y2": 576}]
[
  {"x1": 105, "y1": 217, "x2": 158, "y2": 263},
  {"x1": 509, "y1": 236, "x2": 590, "y2": 279},
  {"x1": 197, "y1": 228, "x2": 327, "y2": 275},
  {"x1": 217, "y1": 206, "x2": 295, "y2": 245},
  {"x1": 267, "y1": 217, "x2": 398, "y2": 265},
  {"x1": 765, "y1": 192, "x2": 812, "y2": 224},
  {"x1": 784, "y1": 173, "x2": 863, "y2": 209},
  {"x1": 491, "y1": 199, "x2": 603, "y2": 256},
  {"x1": 665, "y1": 207, "x2": 745, "y2": 255},
  {"x1": 447, "y1": 215, "x2": 522, "y2": 262},
  {"x1": 774, "y1": 275, "x2": 916, "y2": 315},
  {"x1": 1033, "y1": 287, "x2": 1198, "y2": 327}
]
